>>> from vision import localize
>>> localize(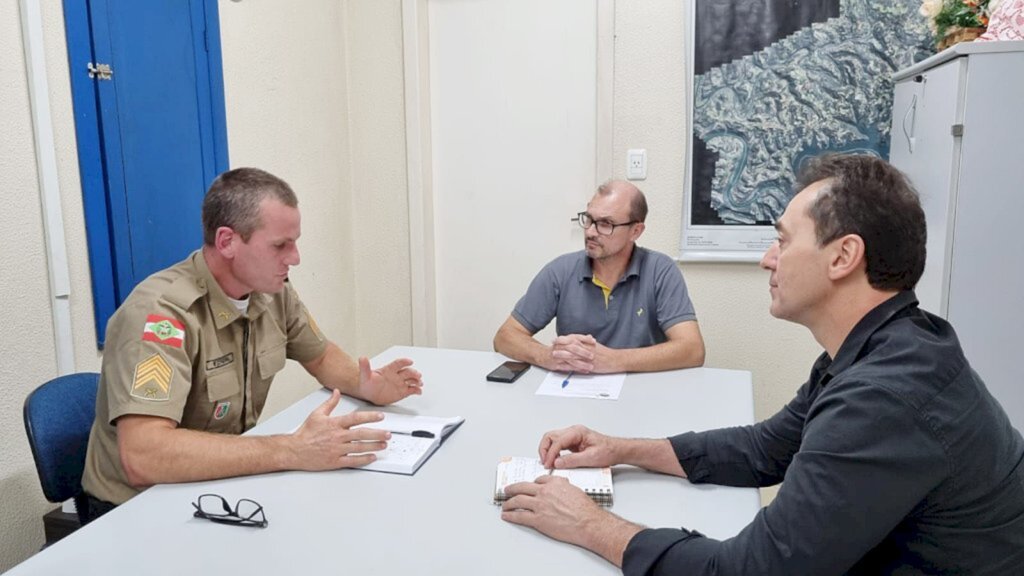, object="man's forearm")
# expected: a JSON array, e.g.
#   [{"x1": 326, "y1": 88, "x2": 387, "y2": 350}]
[
  {"x1": 614, "y1": 437, "x2": 687, "y2": 477},
  {"x1": 303, "y1": 342, "x2": 362, "y2": 398},
  {"x1": 494, "y1": 322, "x2": 553, "y2": 368},
  {"x1": 610, "y1": 339, "x2": 703, "y2": 373},
  {"x1": 605, "y1": 320, "x2": 705, "y2": 373},
  {"x1": 119, "y1": 424, "x2": 298, "y2": 487},
  {"x1": 582, "y1": 512, "x2": 646, "y2": 568}
]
